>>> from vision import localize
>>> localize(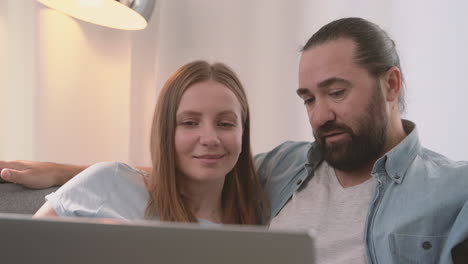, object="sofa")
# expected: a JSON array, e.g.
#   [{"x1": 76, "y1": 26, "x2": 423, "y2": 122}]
[{"x1": 0, "y1": 183, "x2": 59, "y2": 214}]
